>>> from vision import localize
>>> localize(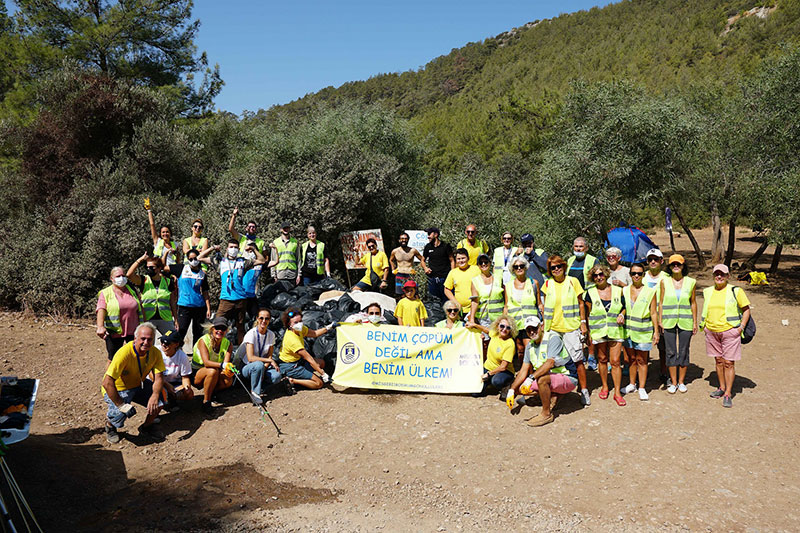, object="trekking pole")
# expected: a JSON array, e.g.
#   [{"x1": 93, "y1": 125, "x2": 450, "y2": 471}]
[{"x1": 228, "y1": 365, "x2": 283, "y2": 436}]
